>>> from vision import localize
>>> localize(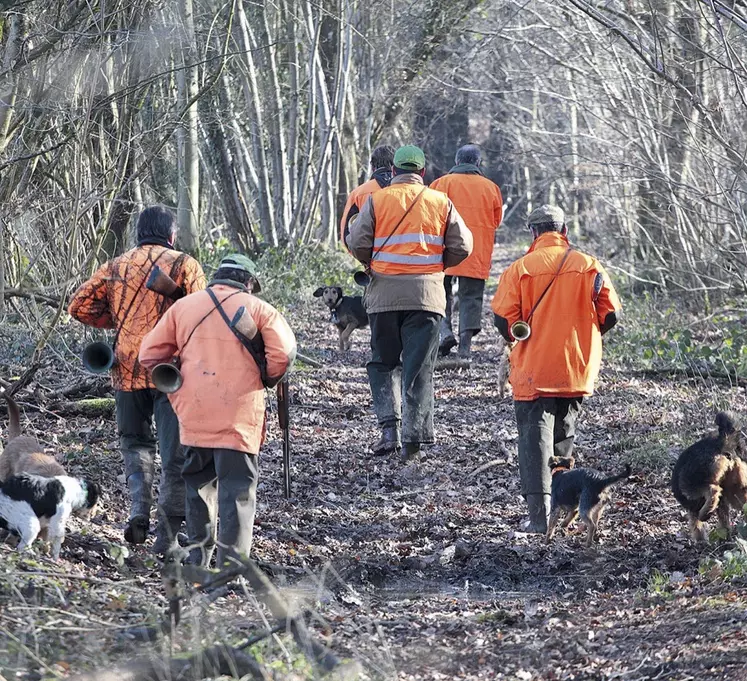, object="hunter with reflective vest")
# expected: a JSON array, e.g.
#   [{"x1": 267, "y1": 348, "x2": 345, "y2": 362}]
[
  {"x1": 340, "y1": 145, "x2": 395, "y2": 251},
  {"x1": 347, "y1": 145, "x2": 473, "y2": 460},
  {"x1": 430, "y1": 144, "x2": 503, "y2": 359},
  {"x1": 491, "y1": 205, "x2": 621, "y2": 534},
  {"x1": 68, "y1": 205, "x2": 206, "y2": 552}
]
